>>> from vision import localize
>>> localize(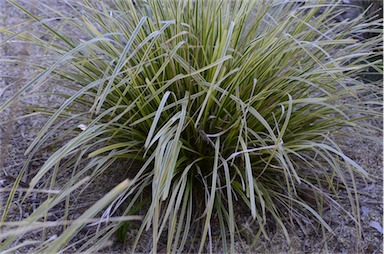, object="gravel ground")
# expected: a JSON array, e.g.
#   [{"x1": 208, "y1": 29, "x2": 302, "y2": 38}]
[{"x1": 1, "y1": 1, "x2": 383, "y2": 253}]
